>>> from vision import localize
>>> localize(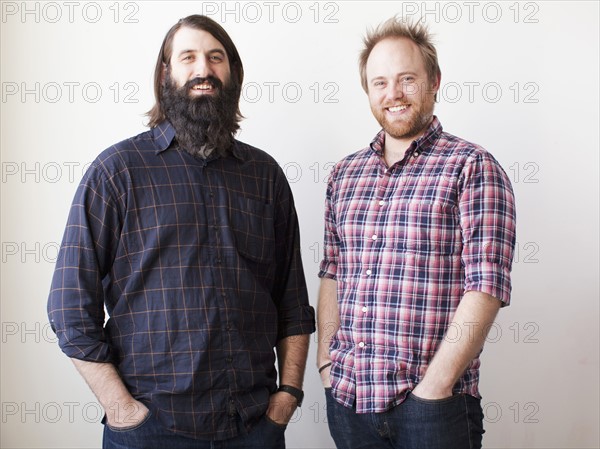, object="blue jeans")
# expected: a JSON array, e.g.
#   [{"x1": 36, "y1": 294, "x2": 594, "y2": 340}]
[
  {"x1": 325, "y1": 388, "x2": 484, "y2": 449},
  {"x1": 103, "y1": 410, "x2": 286, "y2": 449}
]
